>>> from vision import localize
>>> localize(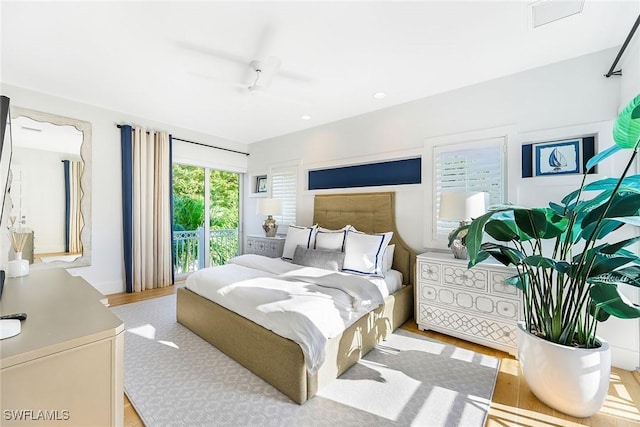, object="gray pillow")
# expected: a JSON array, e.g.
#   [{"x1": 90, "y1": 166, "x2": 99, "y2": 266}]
[{"x1": 292, "y1": 245, "x2": 345, "y2": 271}]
